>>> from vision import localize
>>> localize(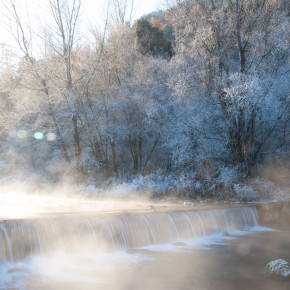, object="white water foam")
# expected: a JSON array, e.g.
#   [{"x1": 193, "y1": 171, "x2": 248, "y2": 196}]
[
  {"x1": 0, "y1": 226, "x2": 277, "y2": 290},
  {"x1": 137, "y1": 226, "x2": 277, "y2": 252}
]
